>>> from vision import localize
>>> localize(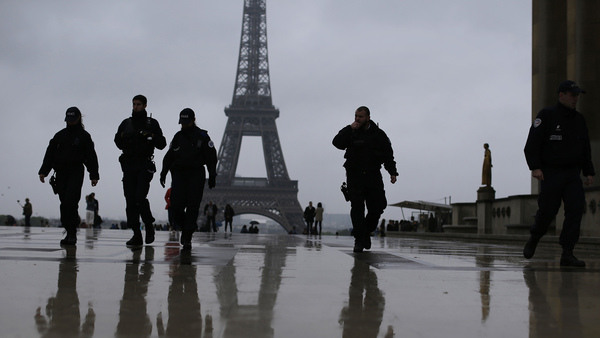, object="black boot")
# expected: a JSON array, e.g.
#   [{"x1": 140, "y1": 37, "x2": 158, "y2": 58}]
[
  {"x1": 126, "y1": 228, "x2": 143, "y2": 246},
  {"x1": 145, "y1": 225, "x2": 155, "y2": 244},
  {"x1": 181, "y1": 230, "x2": 193, "y2": 251},
  {"x1": 523, "y1": 235, "x2": 541, "y2": 259},
  {"x1": 363, "y1": 235, "x2": 372, "y2": 250},
  {"x1": 560, "y1": 250, "x2": 586, "y2": 267},
  {"x1": 353, "y1": 238, "x2": 364, "y2": 253},
  {"x1": 60, "y1": 228, "x2": 77, "y2": 246}
]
